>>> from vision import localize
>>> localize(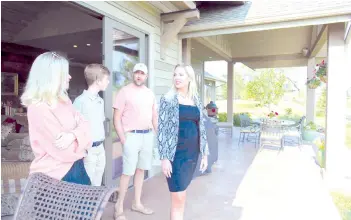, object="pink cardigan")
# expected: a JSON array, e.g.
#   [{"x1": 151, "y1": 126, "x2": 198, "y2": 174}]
[{"x1": 27, "y1": 100, "x2": 92, "y2": 180}]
